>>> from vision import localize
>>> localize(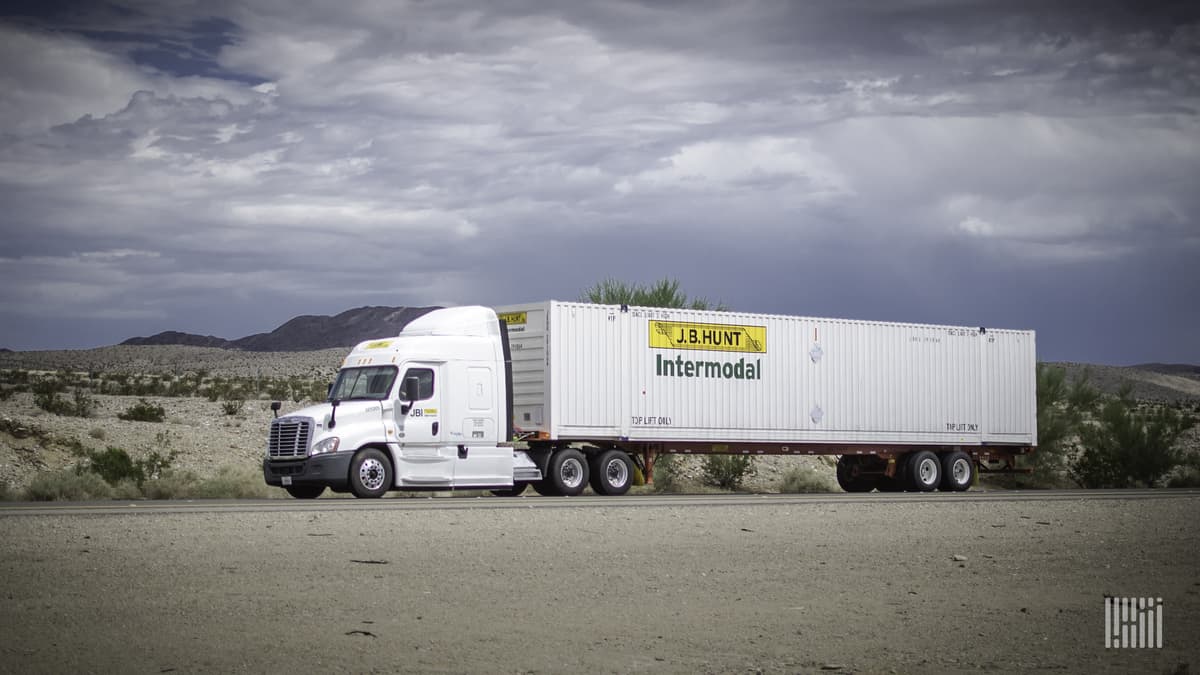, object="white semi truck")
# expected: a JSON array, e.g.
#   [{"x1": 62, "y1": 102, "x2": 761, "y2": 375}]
[{"x1": 262, "y1": 301, "x2": 1037, "y2": 498}]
